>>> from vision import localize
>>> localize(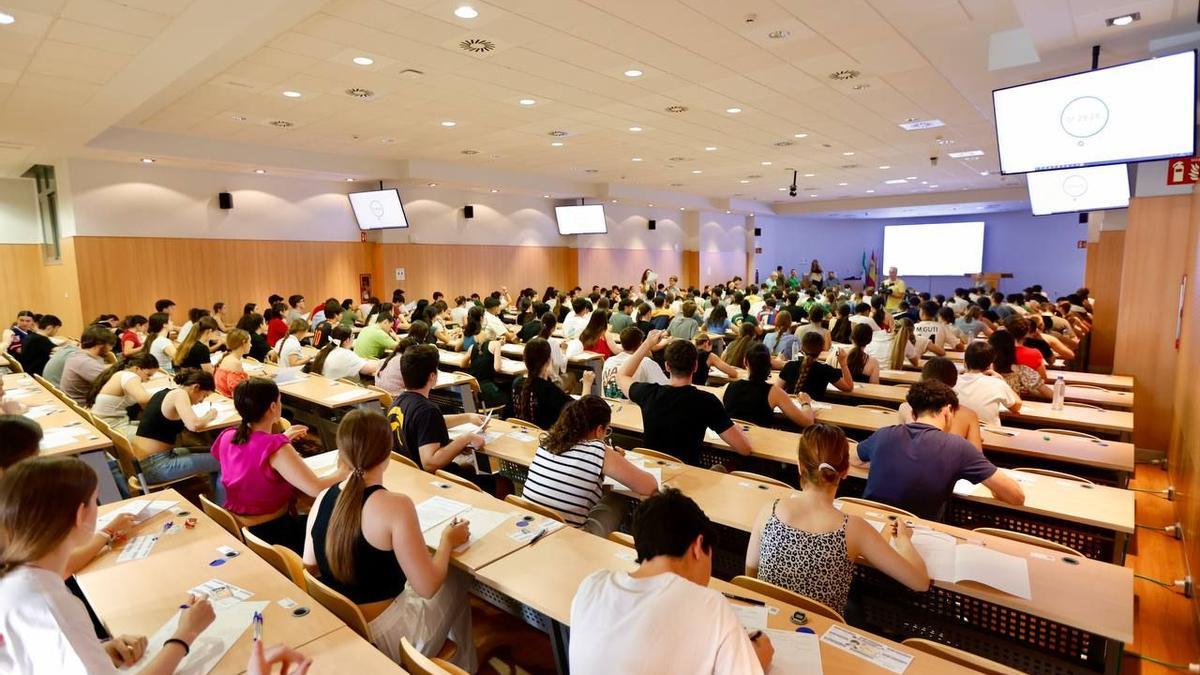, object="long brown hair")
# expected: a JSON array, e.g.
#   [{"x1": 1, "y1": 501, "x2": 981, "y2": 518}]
[
  {"x1": 173, "y1": 316, "x2": 218, "y2": 367},
  {"x1": 889, "y1": 318, "x2": 915, "y2": 370},
  {"x1": 721, "y1": 323, "x2": 757, "y2": 370},
  {"x1": 0, "y1": 457, "x2": 97, "y2": 576},
  {"x1": 797, "y1": 423, "x2": 848, "y2": 487},
  {"x1": 515, "y1": 338, "x2": 552, "y2": 423},
  {"x1": 578, "y1": 310, "x2": 609, "y2": 350},
  {"x1": 308, "y1": 326, "x2": 352, "y2": 375},
  {"x1": 847, "y1": 322, "x2": 872, "y2": 380},
  {"x1": 325, "y1": 409, "x2": 392, "y2": 586},
  {"x1": 784, "y1": 330, "x2": 825, "y2": 395},
  {"x1": 538, "y1": 395, "x2": 611, "y2": 455},
  {"x1": 86, "y1": 353, "x2": 158, "y2": 407}
]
